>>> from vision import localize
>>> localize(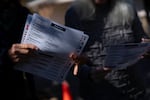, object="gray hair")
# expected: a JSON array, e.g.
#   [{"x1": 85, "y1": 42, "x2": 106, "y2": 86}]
[
  {"x1": 72, "y1": 0, "x2": 135, "y2": 24},
  {"x1": 107, "y1": 0, "x2": 135, "y2": 26}
]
